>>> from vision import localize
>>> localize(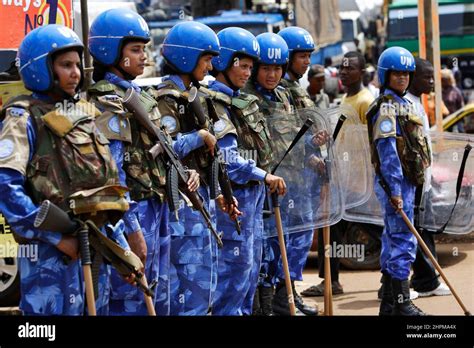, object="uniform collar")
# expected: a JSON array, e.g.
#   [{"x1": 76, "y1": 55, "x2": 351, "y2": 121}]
[
  {"x1": 208, "y1": 80, "x2": 240, "y2": 97},
  {"x1": 105, "y1": 72, "x2": 141, "y2": 92},
  {"x1": 163, "y1": 75, "x2": 187, "y2": 91},
  {"x1": 254, "y1": 81, "x2": 277, "y2": 102}
]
